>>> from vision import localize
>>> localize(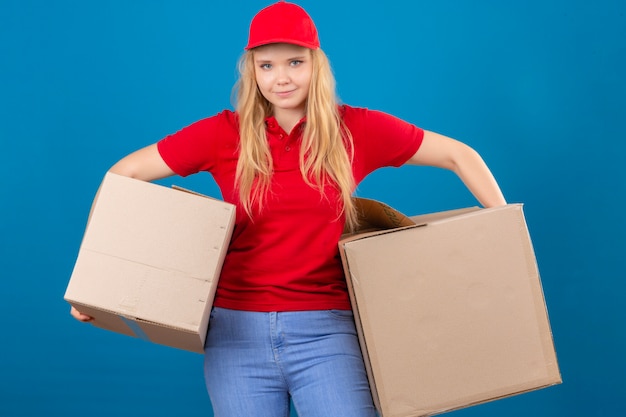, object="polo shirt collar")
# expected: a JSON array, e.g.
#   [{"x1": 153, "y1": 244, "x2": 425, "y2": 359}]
[{"x1": 265, "y1": 115, "x2": 307, "y2": 135}]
